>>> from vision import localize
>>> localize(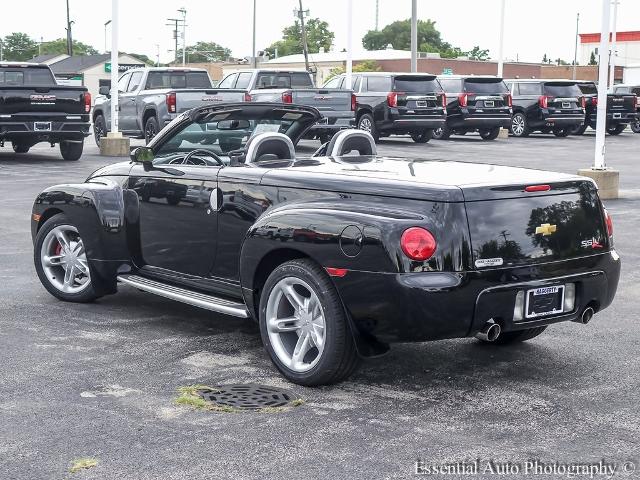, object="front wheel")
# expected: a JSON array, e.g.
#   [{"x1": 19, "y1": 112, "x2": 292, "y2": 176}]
[
  {"x1": 607, "y1": 124, "x2": 627, "y2": 135},
  {"x1": 630, "y1": 118, "x2": 640, "y2": 134},
  {"x1": 432, "y1": 125, "x2": 451, "y2": 140},
  {"x1": 259, "y1": 259, "x2": 360, "y2": 386},
  {"x1": 479, "y1": 127, "x2": 500, "y2": 141},
  {"x1": 357, "y1": 113, "x2": 379, "y2": 142},
  {"x1": 12, "y1": 142, "x2": 30, "y2": 153},
  {"x1": 410, "y1": 129, "x2": 433, "y2": 143},
  {"x1": 93, "y1": 114, "x2": 106, "y2": 147},
  {"x1": 510, "y1": 113, "x2": 529, "y2": 137},
  {"x1": 60, "y1": 140, "x2": 83, "y2": 161},
  {"x1": 144, "y1": 116, "x2": 160, "y2": 144},
  {"x1": 34, "y1": 213, "x2": 99, "y2": 303}
]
